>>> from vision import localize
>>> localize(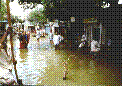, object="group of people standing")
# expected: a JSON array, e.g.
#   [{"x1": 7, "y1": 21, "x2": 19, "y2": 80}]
[
  {"x1": 19, "y1": 30, "x2": 30, "y2": 49},
  {"x1": 36, "y1": 27, "x2": 46, "y2": 43},
  {"x1": 49, "y1": 26, "x2": 64, "y2": 50}
]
